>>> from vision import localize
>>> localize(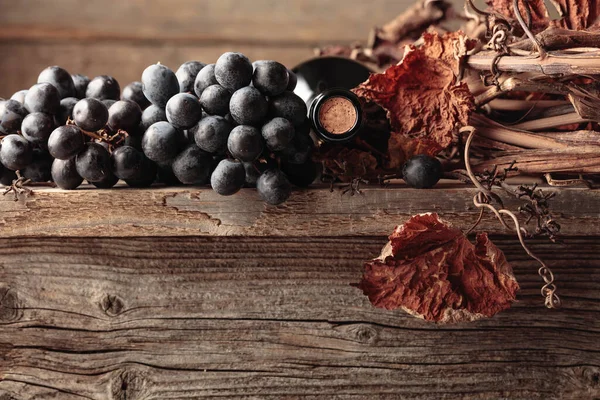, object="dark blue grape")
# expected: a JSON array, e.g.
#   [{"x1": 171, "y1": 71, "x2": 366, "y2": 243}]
[
  {"x1": 24, "y1": 83, "x2": 60, "y2": 115},
  {"x1": 172, "y1": 144, "x2": 213, "y2": 184},
  {"x1": 252, "y1": 61, "x2": 289, "y2": 96},
  {"x1": 21, "y1": 112, "x2": 55, "y2": 147},
  {"x1": 91, "y1": 172, "x2": 119, "y2": 188},
  {"x1": 243, "y1": 160, "x2": 272, "y2": 187},
  {"x1": 22, "y1": 149, "x2": 52, "y2": 182},
  {"x1": 51, "y1": 158, "x2": 83, "y2": 190},
  {"x1": 10, "y1": 90, "x2": 28, "y2": 104},
  {"x1": 75, "y1": 142, "x2": 111, "y2": 182},
  {"x1": 199, "y1": 84, "x2": 231, "y2": 116},
  {"x1": 210, "y1": 159, "x2": 245, "y2": 196},
  {"x1": 192, "y1": 115, "x2": 232, "y2": 154},
  {"x1": 194, "y1": 64, "x2": 218, "y2": 98},
  {"x1": 124, "y1": 156, "x2": 157, "y2": 187},
  {"x1": 402, "y1": 155, "x2": 443, "y2": 189},
  {"x1": 279, "y1": 128, "x2": 313, "y2": 165},
  {"x1": 141, "y1": 64, "x2": 179, "y2": 108},
  {"x1": 227, "y1": 125, "x2": 264, "y2": 162},
  {"x1": 108, "y1": 100, "x2": 142, "y2": 132},
  {"x1": 286, "y1": 69, "x2": 297, "y2": 91},
  {"x1": 140, "y1": 104, "x2": 167, "y2": 132},
  {"x1": 268, "y1": 91, "x2": 307, "y2": 126},
  {"x1": 166, "y1": 93, "x2": 203, "y2": 129},
  {"x1": 38, "y1": 66, "x2": 75, "y2": 99},
  {"x1": 0, "y1": 99, "x2": 28, "y2": 134},
  {"x1": 73, "y1": 98, "x2": 108, "y2": 132},
  {"x1": 176, "y1": 61, "x2": 206, "y2": 94},
  {"x1": 56, "y1": 97, "x2": 78, "y2": 125},
  {"x1": 47, "y1": 125, "x2": 85, "y2": 160},
  {"x1": 122, "y1": 81, "x2": 151, "y2": 110},
  {"x1": 261, "y1": 117, "x2": 294, "y2": 151},
  {"x1": 0, "y1": 134, "x2": 33, "y2": 170},
  {"x1": 86, "y1": 75, "x2": 120, "y2": 100},
  {"x1": 256, "y1": 169, "x2": 292, "y2": 205},
  {"x1": 141, "y1": 121, "x2": 185, "y2": 164},
  {"x1": 71, "y1": 74, "x2": 90, "y2": 99},
  {"x1": 111, "y1": 145, "x2": 145, "y2": 180},
  {"x1": 214, "y1": 52, "x2": 253, "y2": 92},
  {"x1": 229, "y1": 87, "x2": 268, "y2": 126}
]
